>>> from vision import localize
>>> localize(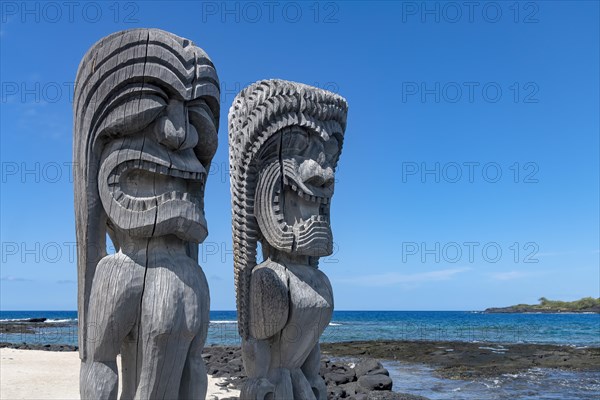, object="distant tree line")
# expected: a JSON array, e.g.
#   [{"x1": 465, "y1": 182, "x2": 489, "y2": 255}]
[{"x1": 534, "y1": 297, "x2": 599, "y2": 311}]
